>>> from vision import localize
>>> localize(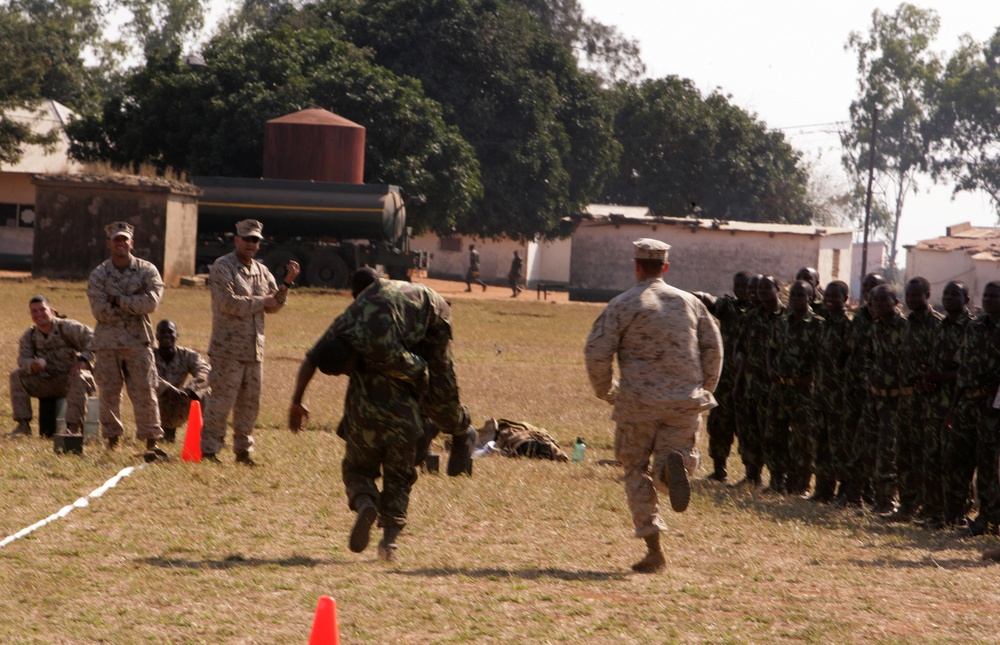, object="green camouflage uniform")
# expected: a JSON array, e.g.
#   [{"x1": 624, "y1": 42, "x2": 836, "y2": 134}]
[
  {"x1": 734, "y1": 305, "x2": 785, "y2": 478},
  {"x1": 814, "y1": 308, "x2": 853, "y2": 494},
  {"x1": 842, "y1": 305, "x2": 878, "y2": 501},
  {"x1": 765, "y1": 309, "x2": 824, "y2": 488},
  {"x1": 948, "y1": 314, "x2": 1000, "y2": 529},
  {"x1": 862, "y1": 309, "x2": 911, "y2": 506},
  {"x1": 898, "y1": 307, "x2": 943, "y2": 513},
  {"x1": 311, "y1": 279, "x2": 465, "y2": 530},
  {"x1": 936, "y1": 311, "x2": 976, "y2": 524},
  {"x1": 704, "y1": 295, "x2": 750, "y2": 468}
]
